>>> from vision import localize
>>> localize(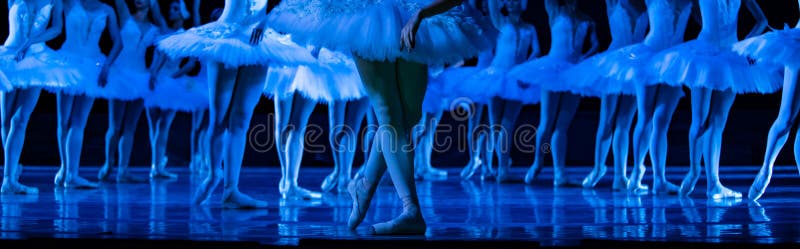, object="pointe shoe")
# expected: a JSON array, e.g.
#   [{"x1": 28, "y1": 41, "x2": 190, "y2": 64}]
[
  {"x1": 281, "y1": 186, "x2": 322, "y2": 200},
  {"x1": 336, "y1": 174, "x2": 351, "y2": 193},
  {"x1": 679, "y1": 170, "x2": 701, "y2": 196},
  {"x1": 347, "y1": 176, "x2": 377, "y2": 230},
  {"x1": 652, "y1": 181, "x2": 679, "y2": 195},
  {"x1": 97, "y1": 165, "x2": 112, "y2": 182},
  {"x1": 117, "y1": 171, "x2": 148, "y2": 183},
  {"x1": 612, "y1": 176, "x2": 628, "y2": 191},
  {"x1": 150, "y1": 168, "x2": 178, "y2": 179},
  {"x1": 321, "y1": 171, "x2": 338, "y2": 193},
  {"x1": 1, "y1": 181, "x2": 38, "y2": 195},
  {"x1": 460, "y1": 158, "x2": 482, "y2": 180},
  {"x1": 708, "y1": 185, "x2": 742, "y2": 200},
  {"x1": 64, "y1": 175, "x2": 99, "y2": 189},
  {"x1": 524, "y1": 164, "x2": 542, "y2": 184},
  {"x1": 54, "y1": 167, "x2": 66, "y2": 186},
  {"x1": 370, "y1": 197, "x2": 426, "y2": 235},
  {"x1": 582, "y1": 165, "x2": 607, "y2": 188},
  {"x1": 748, "y1": 166, "x2": 772, "y2": 201},
  {"x1": 193, "y1": 169, "x2": 222, "y2": 205},
  {"x1": 222, "y1": 190, "x2": 268, "y2": 209}
]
